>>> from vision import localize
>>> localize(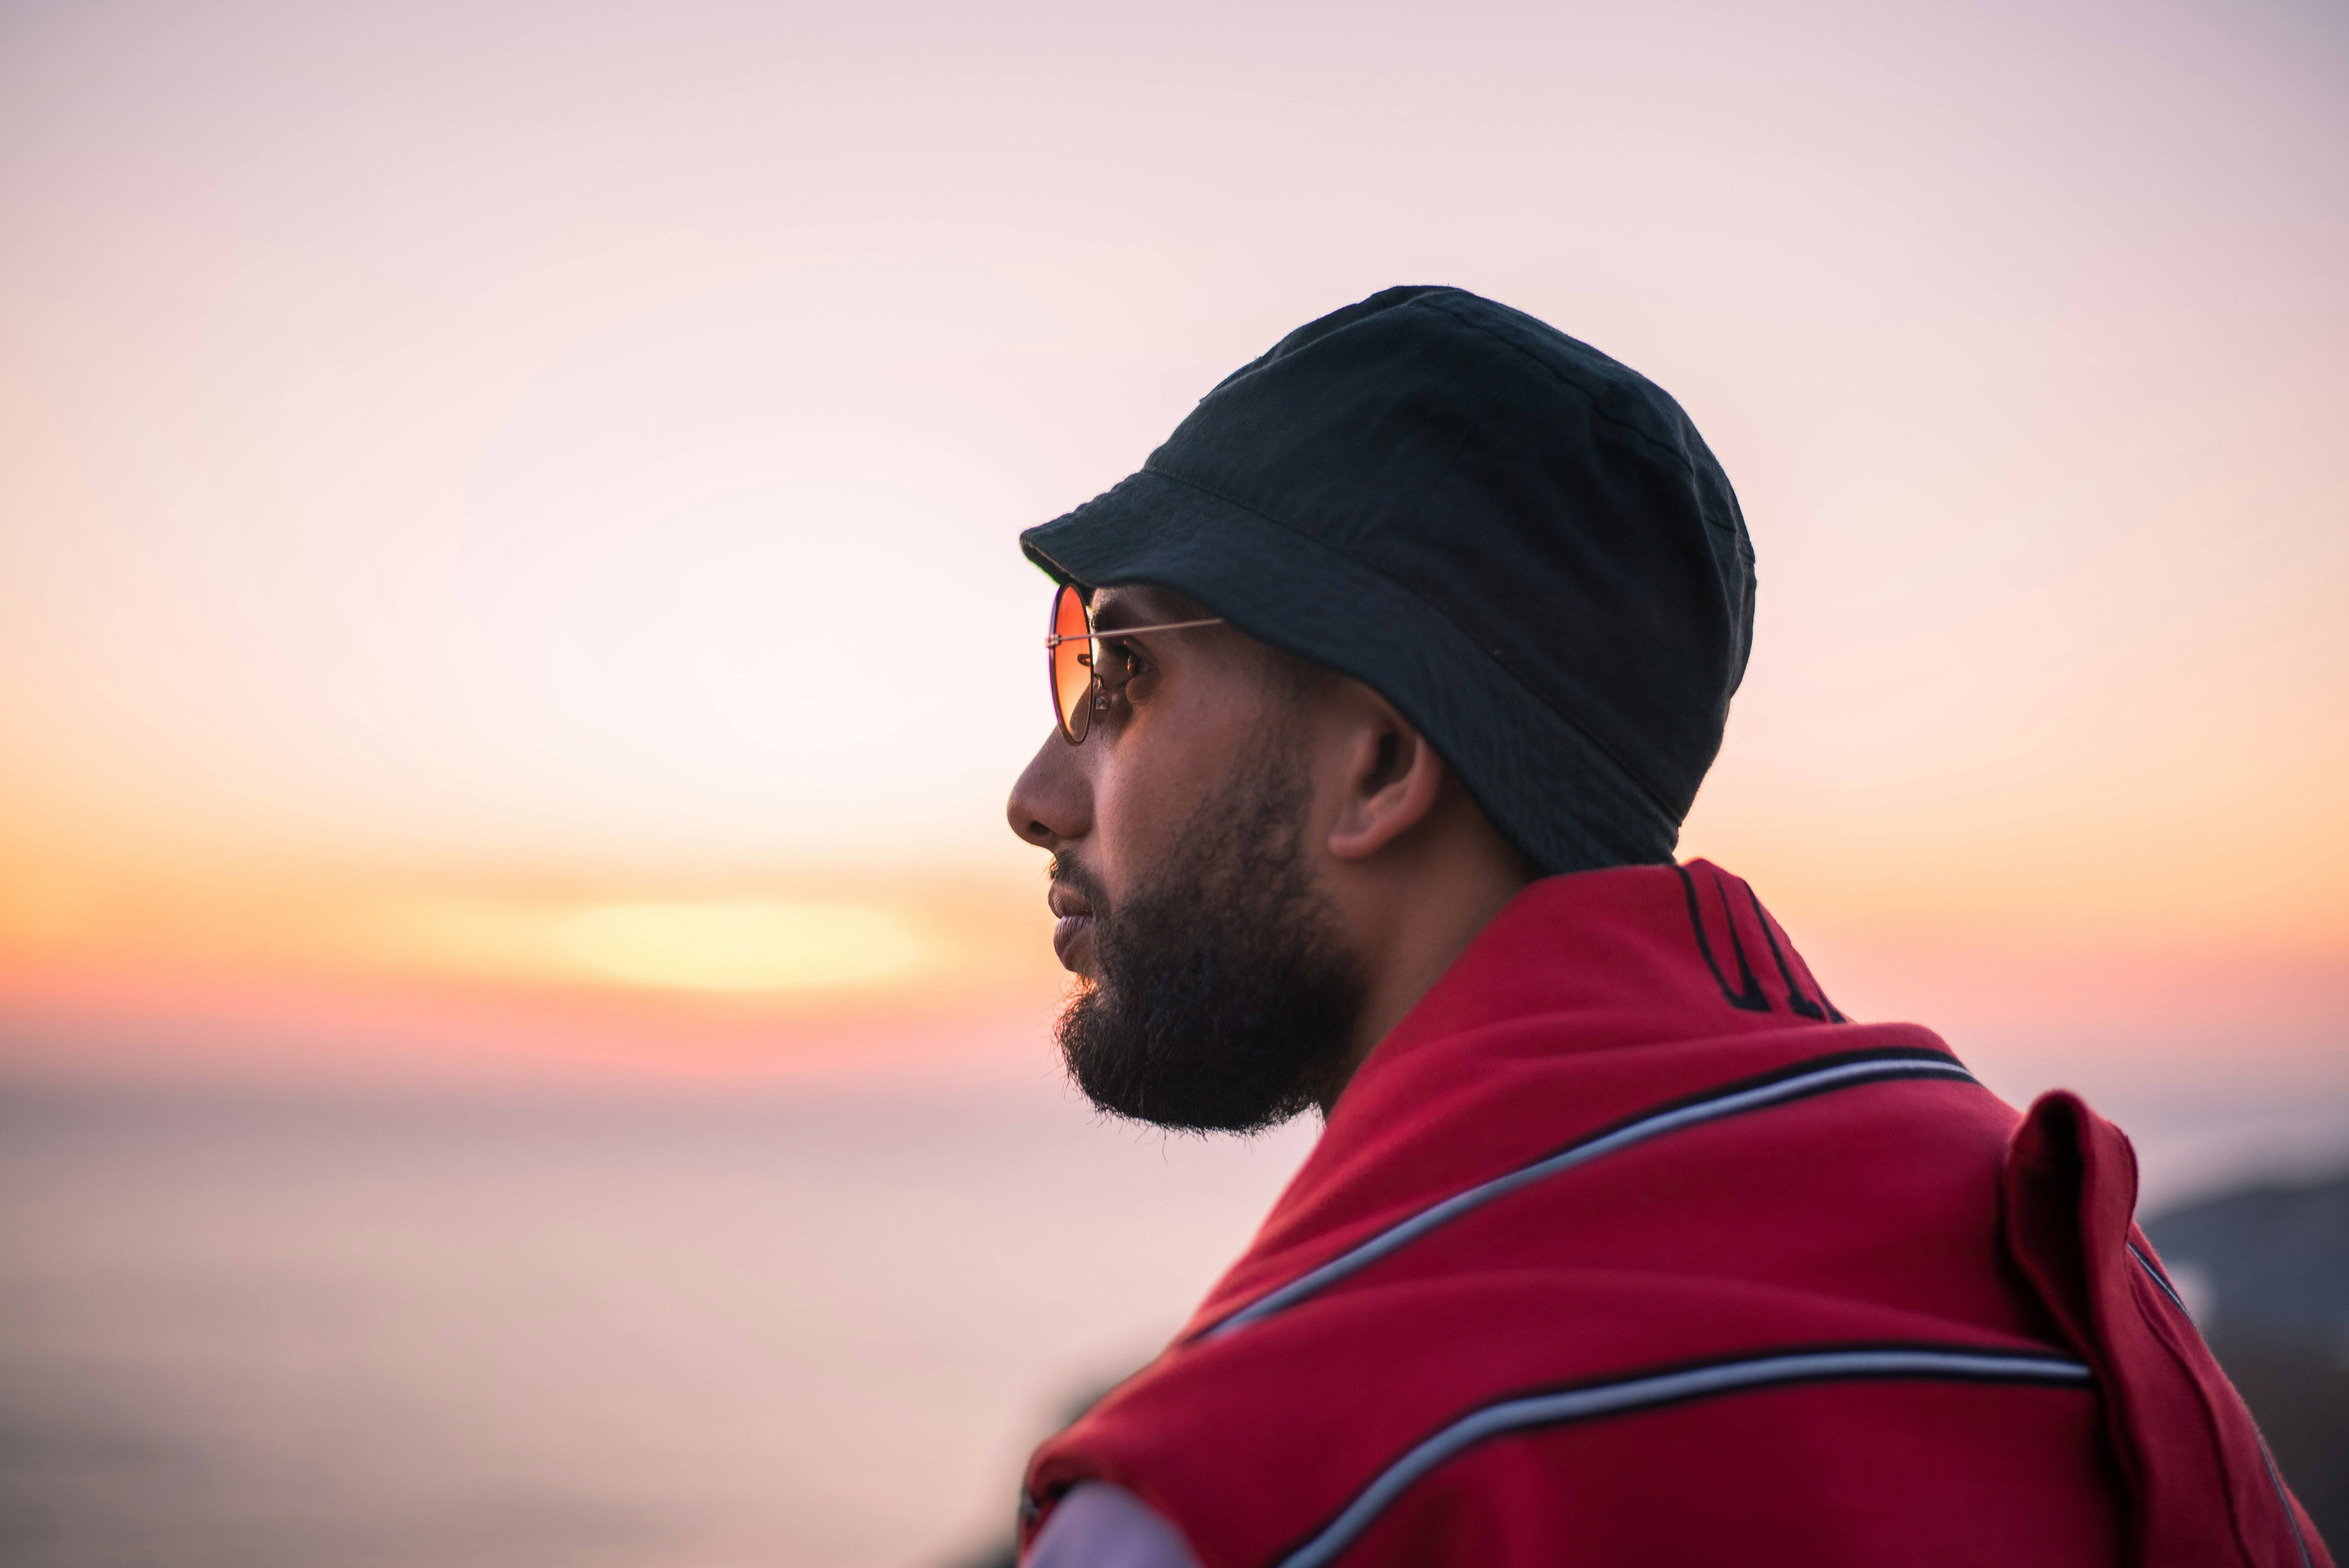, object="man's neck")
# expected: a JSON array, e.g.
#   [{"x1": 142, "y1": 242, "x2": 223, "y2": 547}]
[{"x1": 1314, "y1": 834, "x2": 1536, "y2": 1118}]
